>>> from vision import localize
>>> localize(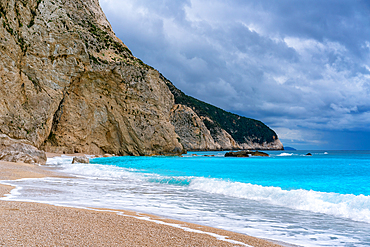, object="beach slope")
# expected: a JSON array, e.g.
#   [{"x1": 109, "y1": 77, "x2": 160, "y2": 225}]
[{"x1": 0, "y1": 161, "x2": 283, "y2": 246}]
